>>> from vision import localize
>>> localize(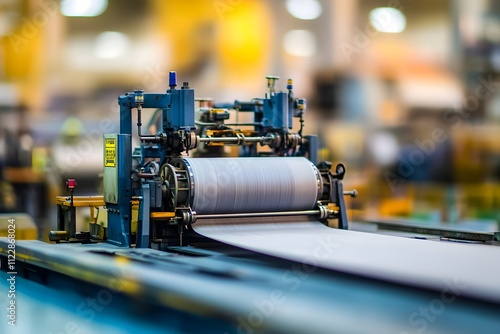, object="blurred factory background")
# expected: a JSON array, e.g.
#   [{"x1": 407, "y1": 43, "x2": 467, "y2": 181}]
[{"x1": 1, "y1": 0, "x2": 499, "y2": 237}]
